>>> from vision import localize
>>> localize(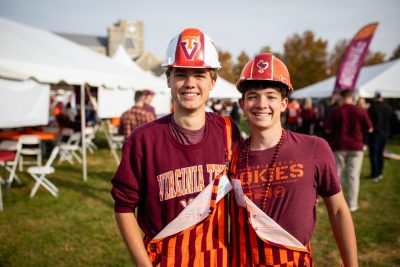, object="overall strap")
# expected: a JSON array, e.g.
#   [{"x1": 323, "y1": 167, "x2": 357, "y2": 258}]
[
  {"x1": 222, "y1": 116, "x2": 233, "y2": 164},
  {"x1": 209, "y1": 116, "x2": 234, "y2": 213}
]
